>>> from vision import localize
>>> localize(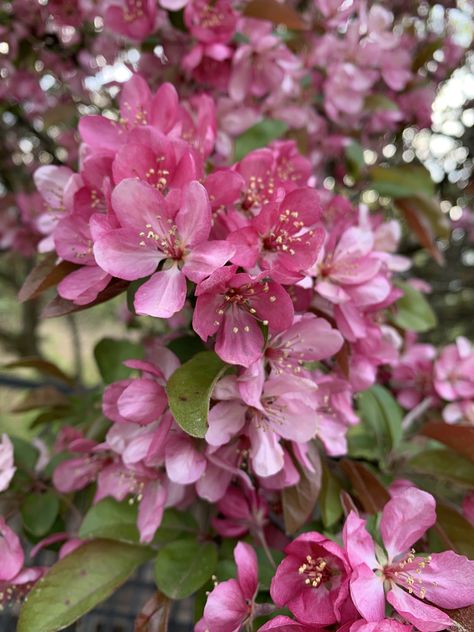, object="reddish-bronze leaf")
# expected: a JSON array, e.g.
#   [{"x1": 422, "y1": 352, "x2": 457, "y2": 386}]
[
  {"x1": 134, "y1": 592, "x2": 171, "y2": 632},
  {"x1": 435, "y1": 503, "x2": 474, "y2": 558},
  {"x1": 243, "y1": 0, "x2": 307, "y2": 30},
  {"x1": 396, "y1": 196, "x2": 449, "y2": 265},
  {"x1": 447, "y1": 605, "x2": 474, "y2": 632},
  {"x1": 18, "y1": 254, "x2": 78, "y2": 302},
  {"x1": 5, "y1": 357, "x2": 74, "y2": 386},
  {"x1": 421, "y1": 422, "x2": 474, "y2": 462},
  {"x1": 11, "y1": 386, "x2": 69, "y2": 412},
  {"x1": 282, "y1": 443, "x2": 322, "y2": 534},
  {"x1": 340, "y1": 490, "x2": 358, "y2": 517},
  {"x1": 341, "y1": 460, "x2": 390, "y2": 514},
  {"x1": 41, "y1": 279, "x2": 129, "y2": 318}
]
